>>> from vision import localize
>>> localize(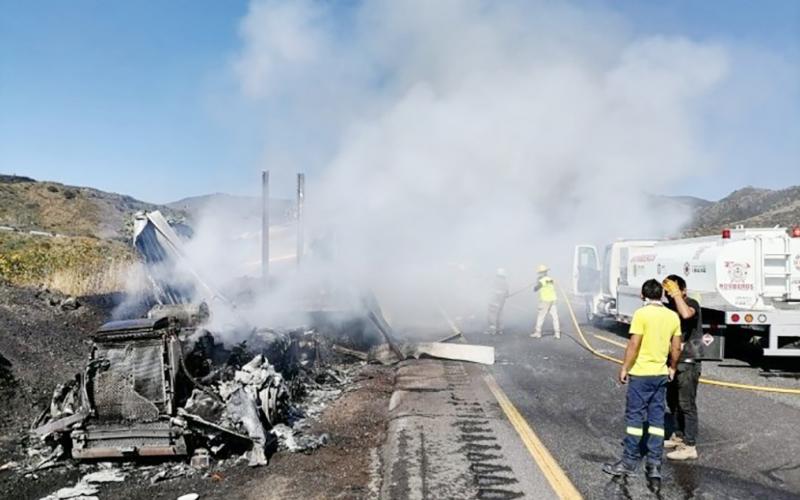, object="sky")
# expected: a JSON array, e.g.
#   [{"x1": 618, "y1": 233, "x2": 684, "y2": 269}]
[{"x1": 0, "y1": 0, "x2": 798, "y2": 204}]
